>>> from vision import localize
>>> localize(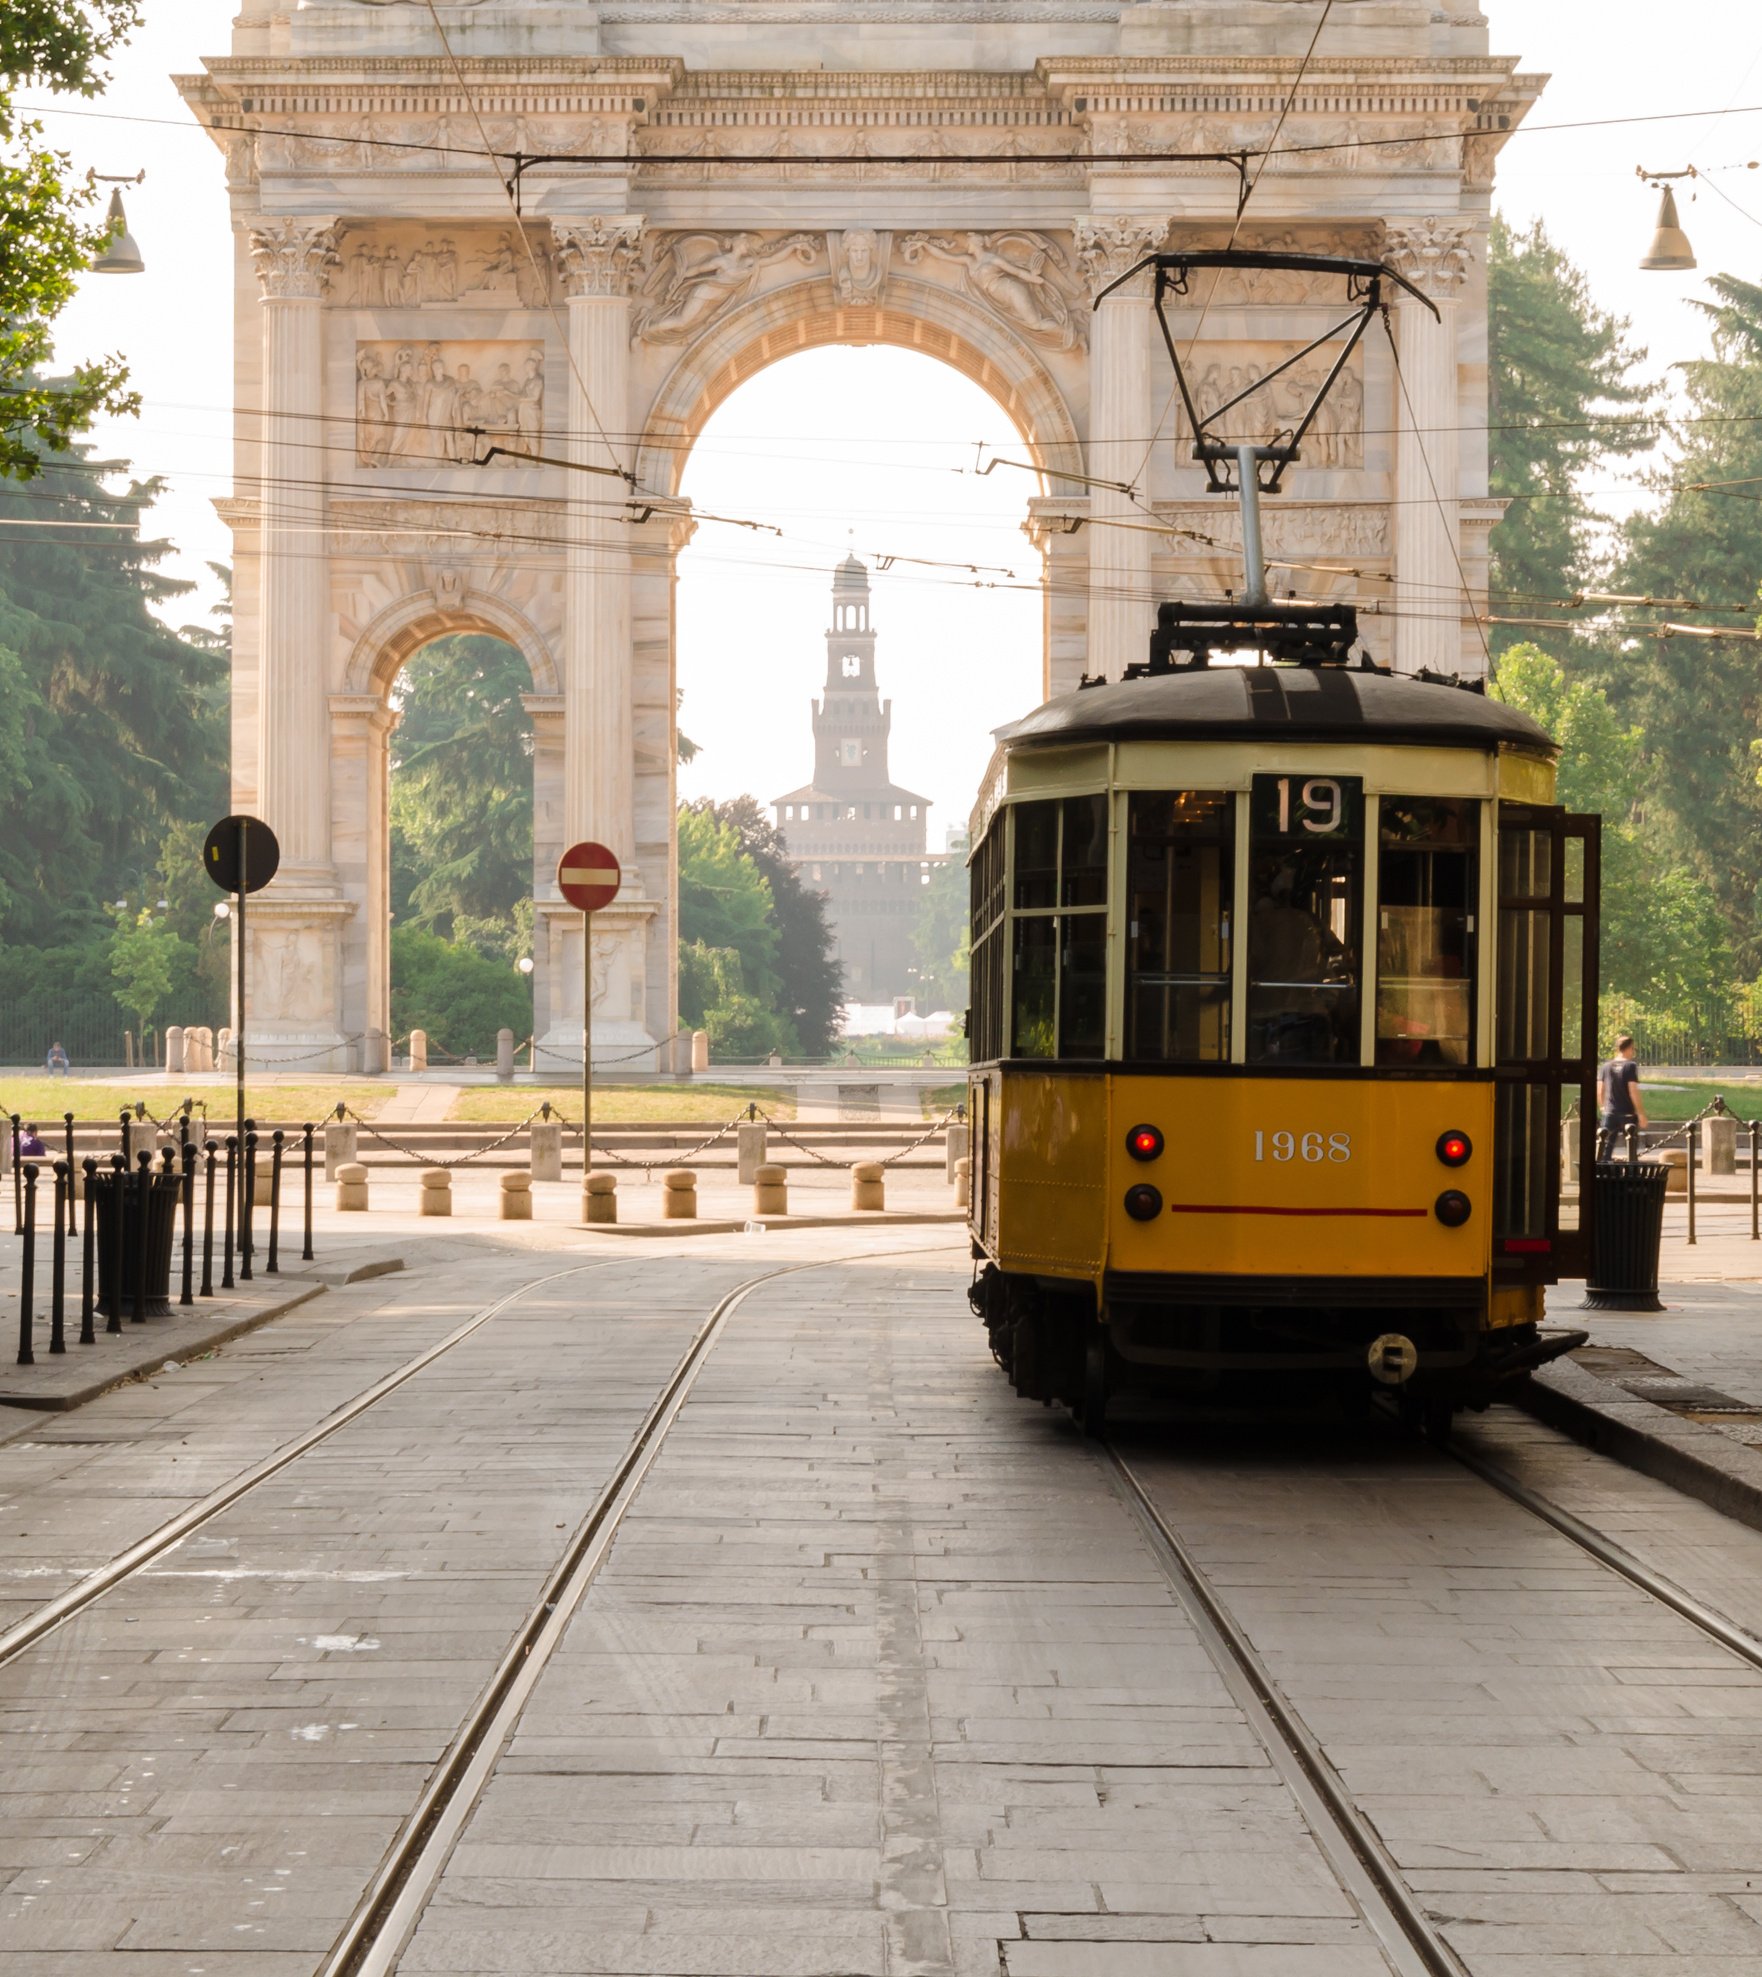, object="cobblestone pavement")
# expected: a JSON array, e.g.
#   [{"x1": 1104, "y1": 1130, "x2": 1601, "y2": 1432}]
[{"x1": 4, "y1": 1231, "x2": 1762, "y2": 1973}]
